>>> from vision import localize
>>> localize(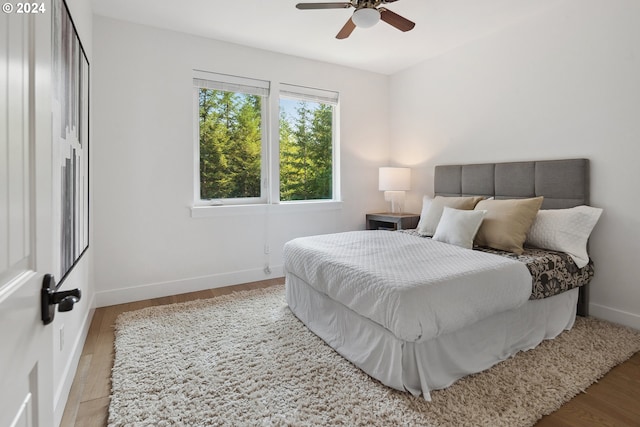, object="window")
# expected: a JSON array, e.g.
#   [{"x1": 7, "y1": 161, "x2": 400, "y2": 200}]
[
  {"x1": 279, "y1": 84, "x2": 338, "y2": 202},
  {"x1": 194, "y1": 72, "x2": 339, "y2": 207},
  {"x1": 194, "y1": 71, "x2": 269, "y2": 205}
]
